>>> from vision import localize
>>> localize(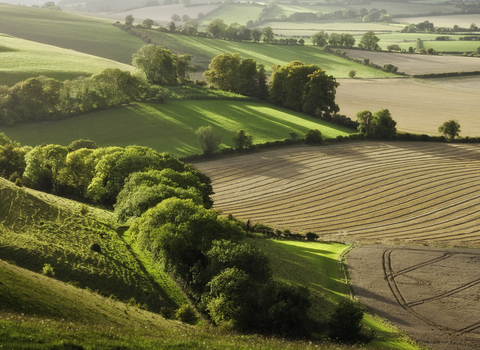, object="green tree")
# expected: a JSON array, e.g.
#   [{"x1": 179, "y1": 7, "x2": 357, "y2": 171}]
[
  {"x1": 232, "y1": 130, "x2": 253, "y2": 149},
  {"x1": 23, "y1": 144, "x2": 68, "y2": 194},
  {"x1": 438, "y1": 120, "x2": 460, "y2": 140},
  {"x1": 206, "y1": 19, "x2": 227, "y2": 38},
  {"x1": 359, "y1": 31, "x2": 380, "y2": 50},
  {"x1": 251, "y1": 28, "x2": 262, "y2": 43},
  {"x1": 262, "y1": 26, "x2": 275, "y2": 43},
  {"x1": 328, "y1": 300, "x2": 365, "y2": 343},
  {"x1": 304, "y1": 129, "x2": 323, "y2": 144},
  {"x1": 182, "y1": 21, "x2": 198, "y2": 35},
  {"x1": 269, "y1": 61, "x2": 339, "y2": 116},
  {"x1": 341, "y1": 33, "x2": 355, "y2": 47},
  {"x1": 142, "y1": 18, "x2": 154, "y2": 29},
  {"x1": 67, "y1": 139, "x2": 98, "y2": 152},
  {"x1": 328, "y1": 33, "x2": 342, "y2": 46},
  {"x1": 171, "y1": 14, "x2": 181, "y2": 21},
  {"x1": 348, "y1": 70, "x2": 356, "y2": 78},
  {"x1": 196, "y1": 126, "x2": 221, "y2": 155},
  {"x1": 371, "y1": 108, "x2": 396, "y2": 139},
  {"x1": 387, "y1": 44, "x2": 401, "y2": 52},
  {"x1": 312, "y1": 31, "x2": 329, "y2": 46},
  {"x1": 133, "y1": 44, "x2": 194, "y2": 85},
  {"x1": 167, "y1": 21, "x2": 176, "y2": 31},
  {"x1": 125, "y1": 14, "x2": 134, "y2": 26},
  {"x1": 356, "y1": 110, "x2": 374, "y2": 135}
]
